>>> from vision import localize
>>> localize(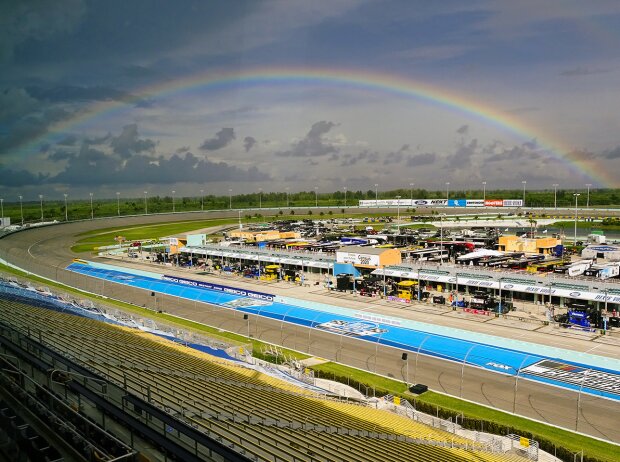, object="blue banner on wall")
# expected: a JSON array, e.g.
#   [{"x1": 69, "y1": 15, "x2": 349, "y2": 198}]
[
  {"x1": 161, "y1": 275, "x2": 274, "y2": 301},
  {"x1": 448, "y1": 199, "x2": 467, "y2": 207}
]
